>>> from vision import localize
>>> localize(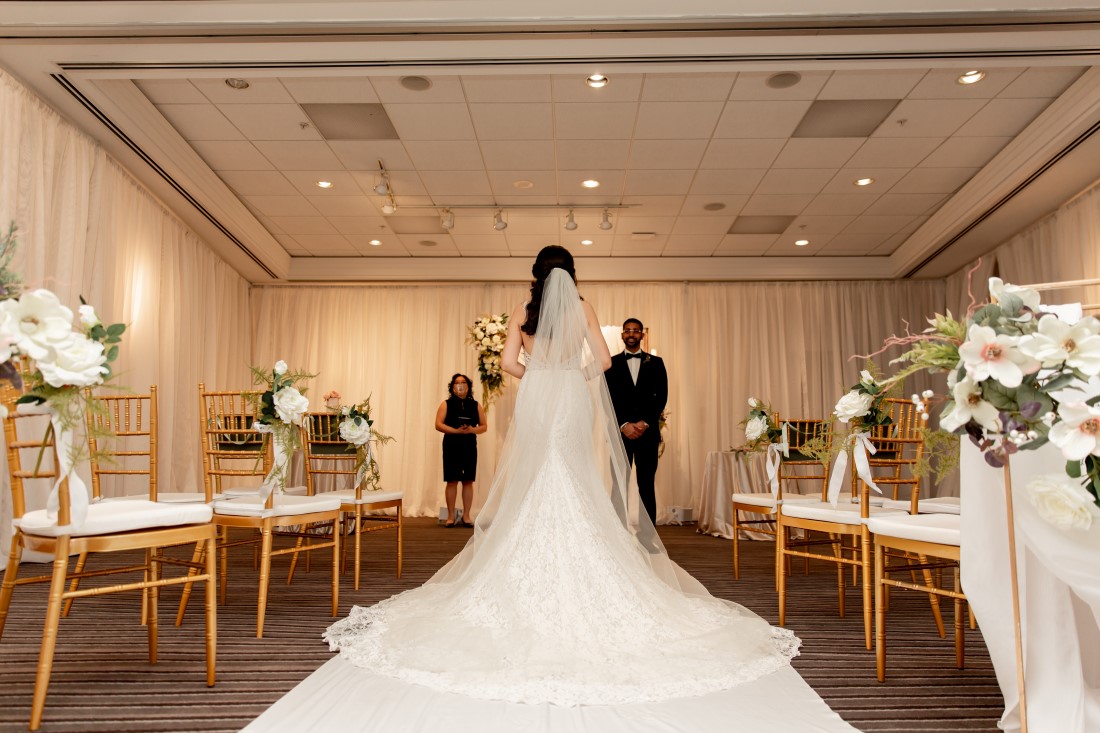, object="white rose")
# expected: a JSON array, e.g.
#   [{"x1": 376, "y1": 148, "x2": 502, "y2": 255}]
[
  {"x1": 273, "y1": 360, "x2": 288, "y2": 376},
  {"x1": 339, "y1": 417, "x2": 372, "y2": 446},
  {"x1": 859, "y1": 370, "x2": 875, "y2": 386},
  {"x1": 747, "y1": 397, "x2": 759, "y2": 408},
  {"x1": 834, "y1": 390, "x2": 875, "y2": 423},
  {"x1": 2, "y1": 289, "x2": 74, "y2": 361},
  {"x1": 745, "y1": 415, "x2": 768, "y2": 441},
  {"x1": 78, "y1": 304, "x2": 100, "y2": 328},
  {"x1": 37, "y1": 333, "x2": 109, "y2": 388},
  {"x1": 273, "y1": 385, "x2": 309, "y2": 426},
  {"x1": 1025, "y1": 474, "x2": 1096, "y2": 530}
]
